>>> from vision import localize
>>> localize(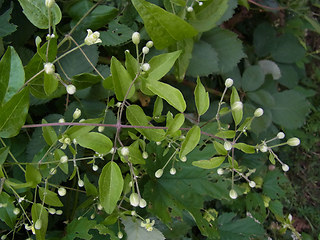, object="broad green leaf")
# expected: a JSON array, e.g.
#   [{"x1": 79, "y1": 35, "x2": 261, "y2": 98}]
[
  {"x1": 0, "y1": 87, "x2": 29, "y2": 138},
  {"x1": 186, "y1": 41, "x2": 219, "y2": 77},
  {"x1": 263, "y1": 170, "x2": 287, "y2": 199},
  {"x1": 84, "y1": 174, "x2": 98, "y2": 196},
  {"x1": 0, "y1": 46, "x2": 25, "y2": 105},
  {"x1": 215, "y1": 130, "x2": 236, "y2": 139},
  {"x1": 100, "y1": 21, "x2": 134, "y2": 46},
  {"x1": 18, "y1": 0, "x2": 62, "y2": 29},
  {"x1": 31, "y1": 204, "x2": 48, "y2": 240},
  {"x1": 167, "y1": 113, "x2": 185, "y2": 135},
  {"x1": 230, "y1": 87, "x2": 242, "y2": 126},
  {"x1": 111, "y1": 56, "x2": 135, "y2": 101},
  {"x1": 188, "y1": 0, "x2": 229, "y2": 32},
  {"x1": 132, "y1": 0, "x2": 197, "y2": 49},
  {"x1": 0, "y1": 5, "x2": 17, "y2": 37},
  {"x1": 277, "y1": 64, "x2": 299, "y2": 89},
  {"x1": 76, "y1": 132, "x2": 112, "y2": 155},
  {"x1": 246, "y1": 193, "x2": 267, "y2": 223},
  {"x1": 213, "y1": 141, "x2": 228, "y2": 155},
  {"x1": 65, "y1": 118, "x2": 102, "y2": 140},
  {"x1": 241, "y1": 65, "x2": 265, "y2": 92},
  {"x1": 127, "y1": 141, "x2": 145, "y2": 164},
  {"x1": 126, "y1": 105, "x2": 165, "y2": 141},
  {"x1": 0, "y1": 192, "x2": 17, "y2": 228},
  {"x1": 271, "y1": 90, "x2": 310, "y2": 129},
  {"x1": 153, "y1": 96, "x2": 163, "y2": 117},
  {"x1": 0, "y1": 146, "x2": 9, "y2": 165},
  {"x1": 194, "y1": 78, "x2": 210, "y2": 116},
  {"x1": 233, "y1": 143, "x2": 255, "y2": 154},
  {"x1": 38, "y1": 39, "x2": 57, "y2": 62},
  {"x1": 62, "y1": 217, "x2": 101, "y2": 240},
  {"x1": 146, "y1": 80, "x2": 186, "y2": 112},
  {"x1": 99, "y1": 161, "x2": 124, "y2": 214},
  {"x1": 71, "y1": 73, "x2": 101, "y2": 90},
  {"x1": 147, "y1": 51, "x2": 181, "y2": 82},
  {"x1": 179, "y1": 125, "x2": 201, "y2": 158},
  {"x1": 25, "y1": 164, "x2": 42, "y2": 187},
  {"x1": 122, "y1": 217, "x2": 165, "y2": 240},
  {"x1": 192, "y1": 156, "x2": 225, "y2": 169},
  {"x1": 39, "y1": 187, "x2": 63, "y2": 207},
  {"x1": 269, "y1": 200, "x2": 284, "y2": 218},
  {"x1": 125, "y1": 50, "x2": 139, "y2": 79},
  {"x1": 44, "y1": 72, "x2": 58, "y2": 95},
  {"x1": 253, "y1": 22, "x2": 277, "y2": 57},
  {"x1": 247, "y1": 89, "x2": 275, "y2": 108}
]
